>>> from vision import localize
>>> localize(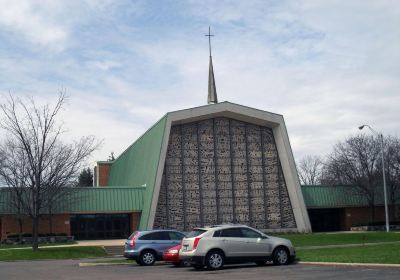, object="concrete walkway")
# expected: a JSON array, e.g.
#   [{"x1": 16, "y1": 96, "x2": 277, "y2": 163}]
[
  {"x1": 76, "y1": 239, "x2": 125, "y2": 246},
  {"x1": 0, "y1": 239, "x2": 126, "y2": 251}
]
